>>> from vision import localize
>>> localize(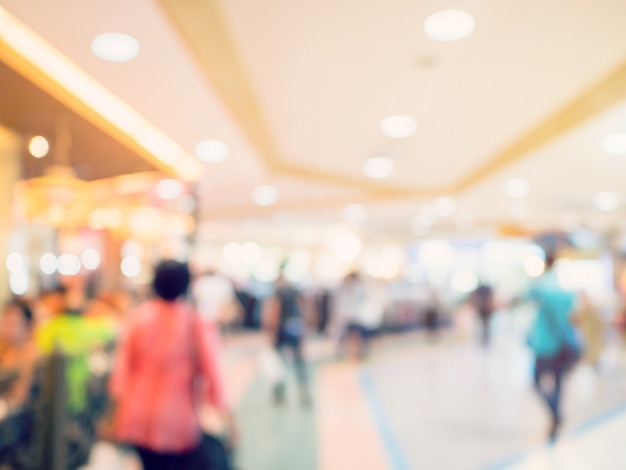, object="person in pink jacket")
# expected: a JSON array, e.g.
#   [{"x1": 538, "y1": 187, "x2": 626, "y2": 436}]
[{"x1": 110, "y1": 260, "x2": 236, "y2": 470}]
